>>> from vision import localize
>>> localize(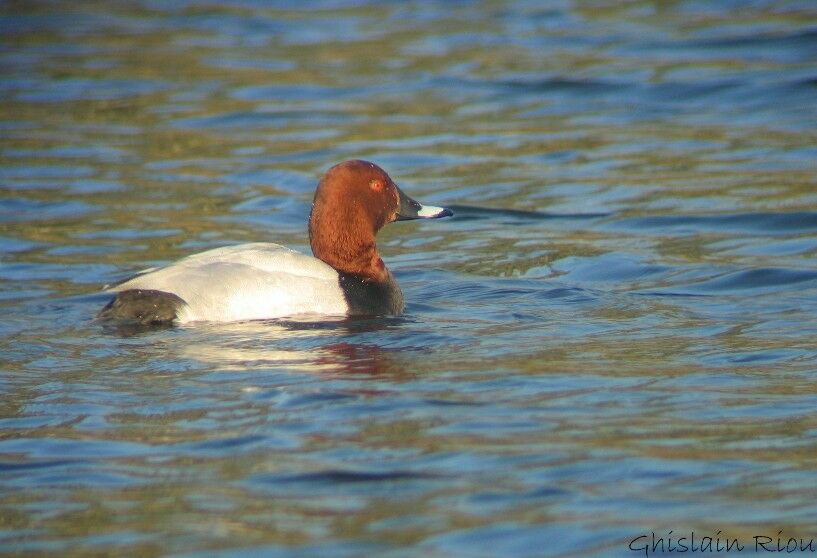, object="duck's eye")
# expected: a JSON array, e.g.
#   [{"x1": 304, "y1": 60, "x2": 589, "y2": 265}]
[{"x1": 369, "y1": 179, "x2": 385, "y2": 192}]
